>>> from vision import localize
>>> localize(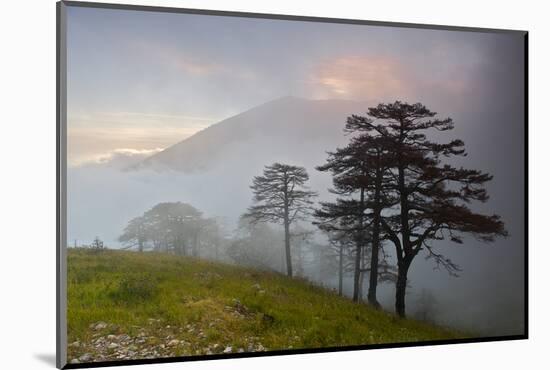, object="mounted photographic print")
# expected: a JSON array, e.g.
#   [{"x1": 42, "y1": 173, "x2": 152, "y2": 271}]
[{"x1": 56, "y1": 1, "x2": 528, "y2": 368}]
